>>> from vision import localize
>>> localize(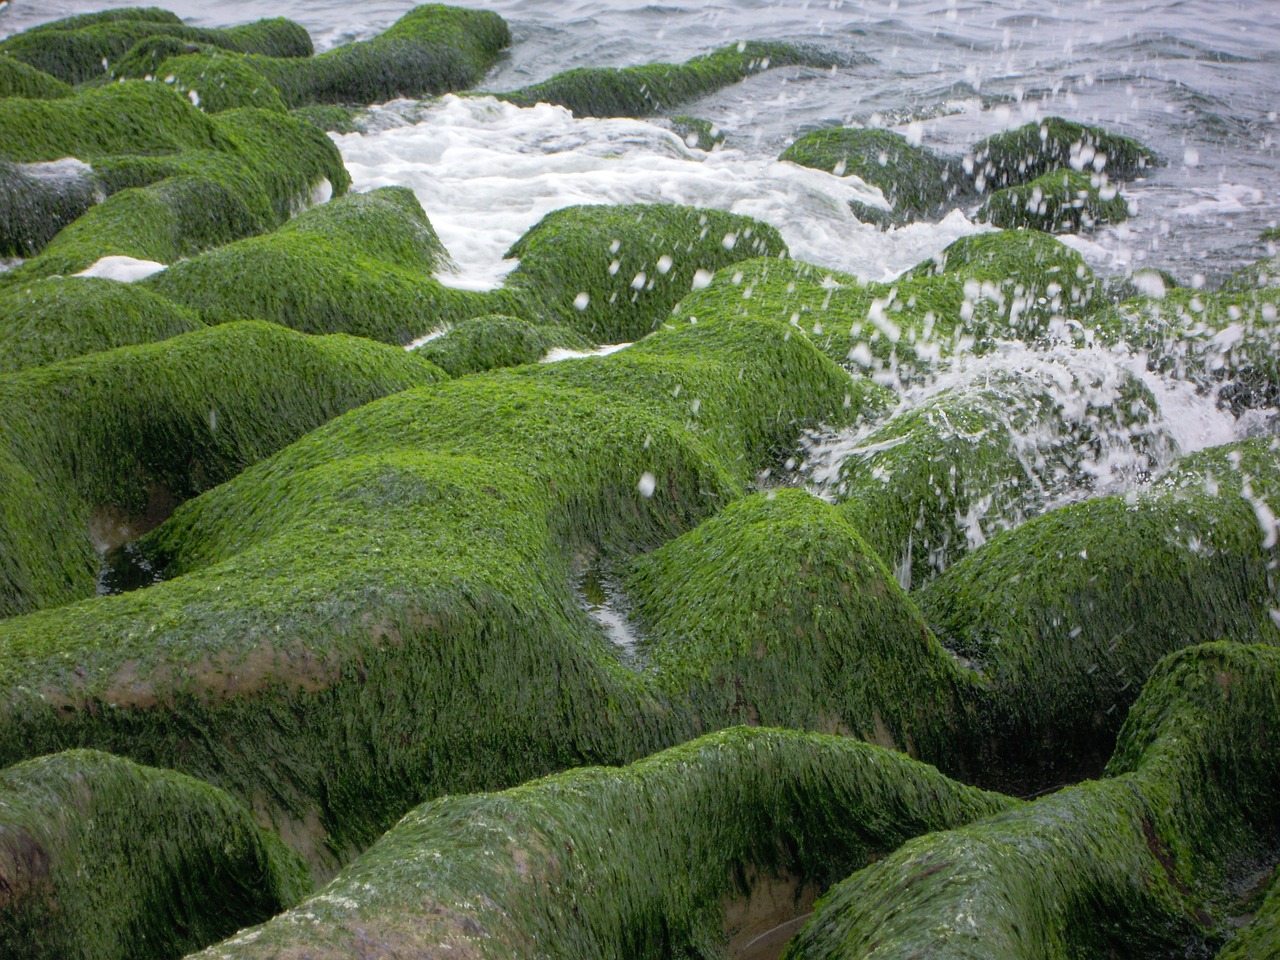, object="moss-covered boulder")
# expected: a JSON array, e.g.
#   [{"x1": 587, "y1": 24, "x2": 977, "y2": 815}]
[
  {"x1": 503, "y1": 203, "x2": 788, "y2": 342},
  {"x1": 2, "y1": 98, "x2": 348, "y2": 278},
  {"x1": 979, "y1": 167, "x2": 1129, "y2": 233},
  {"x1": 674, "y1": 230, "x2": 1101, "y2": 380},
  {"x1": 0, "y1": 54, "x2": 73, "y2": 98},
  {"x1": 0, "y1": 276, "x2": 205, "y2": 374},
  {"x1": 0, "y1": 315, "x2": 872, "y2": 871},
  {"x1": 0, "y1": 9, "x2": 311, "y2": 85},
  {"x1": 786, "y1": 641, "x2": 1280, "y2": 959},
  {"x1": 781, "y1": 127, "x2": 969, "y2": 219},
  {"x1": 495, "y1": 41, "x2": 842, "y2": 118},
  {"x1": 917, "y1": 436, "x2": 1280, "y2": 782},
  {"x1": 0, "y1": 157, "x2": 101, "y2": 258},
  {"x1": 969, "y1": 116, "x2": 1158, "y2": 190},
  {"x1": 413, "y1": 315, "x2": 591, "y2": 375},
  {"x1": 153, "y1": 49, "x2": 290, "y2": 114},
  {"x1": 0, "y1": 320, "x2": 442, "y2": 618},
  {"x1": 0, "y1": 748, "x2": 307, "y2": 960},
  {"x1": 626, "y1": 490, "x2": 980, "y2": 764},
  {"x1": 244, "y1": 4, "x2": 510, "y2": 108},
  {"x1": 189, "y1": 727, "x2": 1012, "y2": 959},
  {"x1": 836, "y1": 366, "x2": 1168, "y2": 590}
]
